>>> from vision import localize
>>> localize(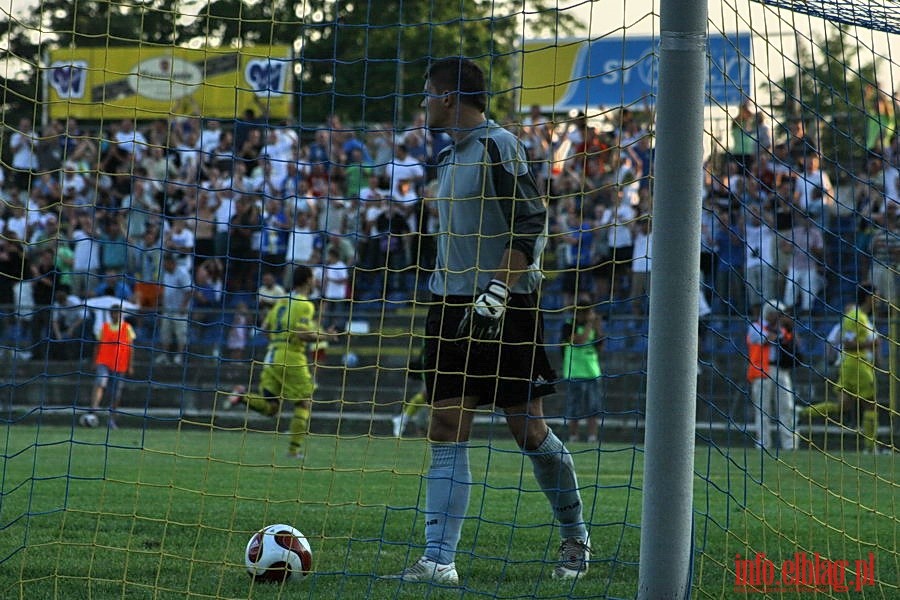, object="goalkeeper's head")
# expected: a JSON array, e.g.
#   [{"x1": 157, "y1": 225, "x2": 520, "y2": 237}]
[{"x1": 425, "y1": 57, "x2": 487, "y2": 113}]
